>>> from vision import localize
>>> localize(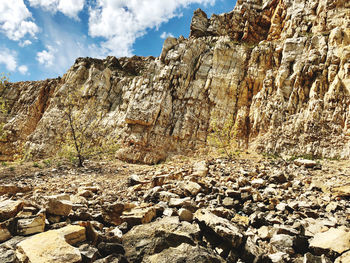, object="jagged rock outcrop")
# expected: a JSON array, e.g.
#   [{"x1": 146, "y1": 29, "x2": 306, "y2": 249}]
[{"x1": 2, "y1": 0, "x2": 350, "y2": 163}]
